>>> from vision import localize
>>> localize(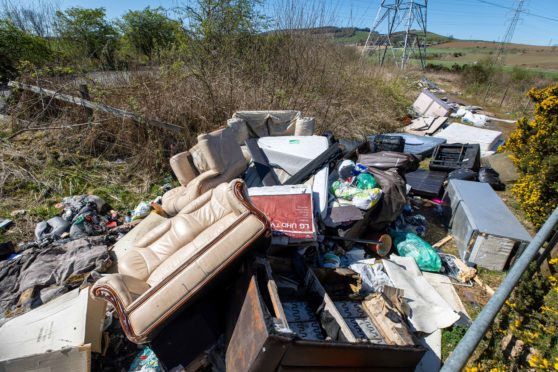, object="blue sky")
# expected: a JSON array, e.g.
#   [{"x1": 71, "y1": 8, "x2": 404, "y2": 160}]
[{"x1": 56, "y1": 0, "x2": 558, "y2": 46}]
